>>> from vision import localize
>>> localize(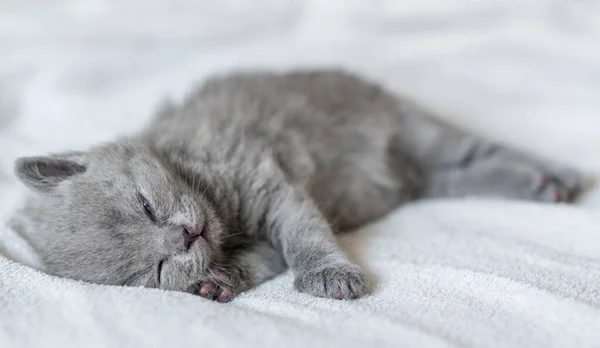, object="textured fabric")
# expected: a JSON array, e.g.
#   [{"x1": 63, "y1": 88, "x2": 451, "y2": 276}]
[{"x1": 1, "y1": 1, "x2": 600, "y2": 347}]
